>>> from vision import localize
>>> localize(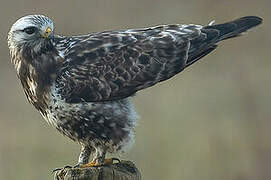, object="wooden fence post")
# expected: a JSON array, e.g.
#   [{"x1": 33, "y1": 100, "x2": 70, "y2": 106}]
[{"x1": 54, "y1": 160, "x2": 141, "y2": 180}]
